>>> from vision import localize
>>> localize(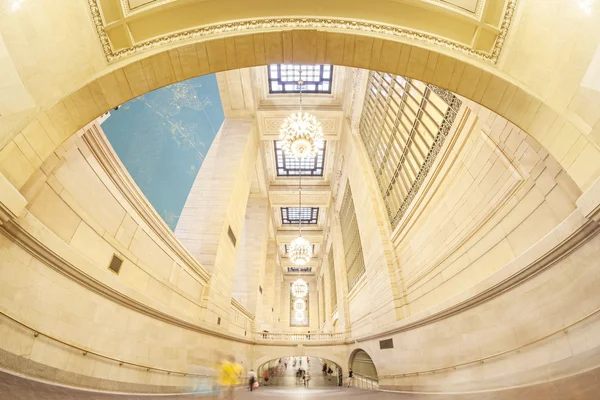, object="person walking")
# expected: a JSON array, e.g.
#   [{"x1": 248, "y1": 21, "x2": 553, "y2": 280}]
[
  {"x1": 218, "y1": 356, "x2": 242, "y2": 400},
  {"x1": 248, "y1": 369, "x2": 257, "y2": 392},
  {"x1": 301, "y1": 369, "x2": 306, "y2": 387},
  {"x1": 322, "y1": 362, "x2": 328, "y2": 375},
  {"x1": 305, "y1": 370, "x2": 311, "y2": 388},
  {"x1": 347, "y1": 368, "x2": 354, "y2": 387},
  {"x1": 263, "y1": 370, "x2": 269, "y2": 386},
  {"x1": 337, "y1": 367, "x2": 343, "y2": 386}
]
